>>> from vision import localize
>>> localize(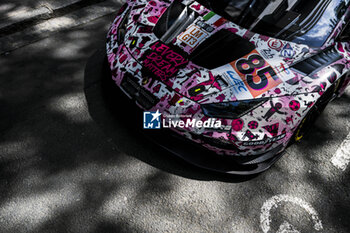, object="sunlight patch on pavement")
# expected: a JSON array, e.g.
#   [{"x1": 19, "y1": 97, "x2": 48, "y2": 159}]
[
  {"x1": 0, "y1": 137, "x2": 39, "y2": 160},
  {"x1": 51, "y1": 30, "x2": 90, "y2": 58},
  {"x1": 49, "y1": 93, "x2": 91, "y2": 123},
  {"x1": 0, "y1": 3, "x2": 15, "y2": 14},
  {"x1": 33, "y1": 15, "x2": 75, "y2": 32},
  {"x1": 0, "y1": 185, "x2": 82, "y2": 233},
  {"x1": 331, "y1": 132, "x2": 350, "y2": 171},
  {"x1": 100, "y1": 187, "x2": 134, "y2": 217},
  {"x1": 53, "y1": 41, "x2": 88, "y2": 58},
  {"x1": 3, "y1": 6, "x2": 42, "y2": 20},
  {"x1": 99, "y1": 167, "x2": 157, "y2": 218}
]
